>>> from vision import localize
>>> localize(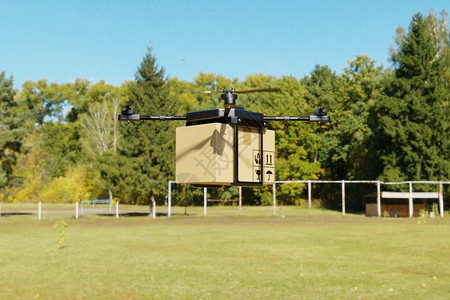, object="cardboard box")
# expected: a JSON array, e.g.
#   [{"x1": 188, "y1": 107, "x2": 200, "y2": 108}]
[{"x1": 176, "y1": 123, "x2": 275, "y2": 186}]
